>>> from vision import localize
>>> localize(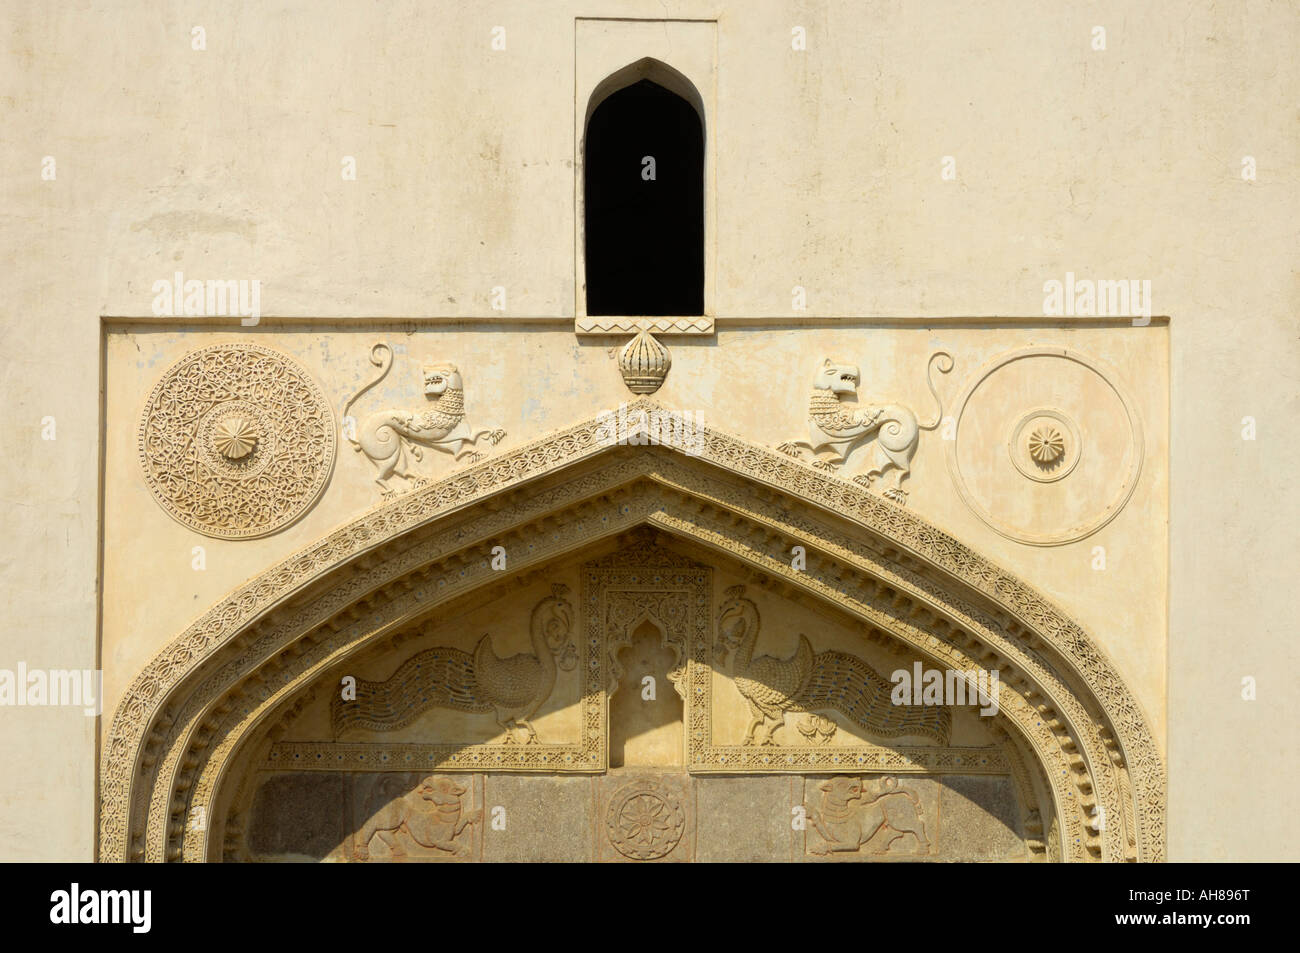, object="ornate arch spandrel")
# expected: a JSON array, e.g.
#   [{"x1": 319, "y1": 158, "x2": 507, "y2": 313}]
[
  {"x1": 191, "y1": 486, "x2": 1077, "y2": 860},
  {"x1": 175, "y1": 493, "x2": 1117, "y2": 861},
  {"x1": 100, "y1": 400, "x2": 1164, "y2": 862}
]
